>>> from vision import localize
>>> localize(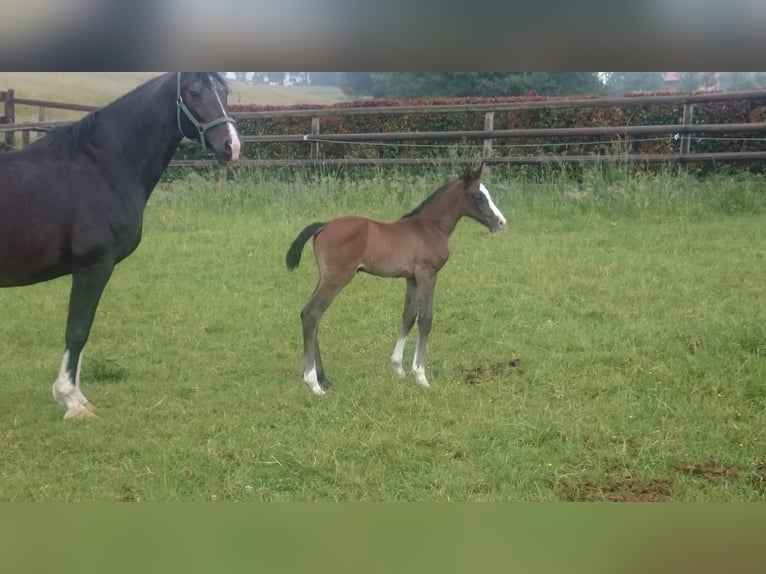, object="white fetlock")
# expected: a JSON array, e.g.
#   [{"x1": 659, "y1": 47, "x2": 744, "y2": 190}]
[
  {"x1": 303, "y1": 367, "x2": 326, "y2": 396},
  {"x1": 391, "y1": 359, "x2": 406, "y2": 379},
  {"x1": 54, "y1": 385, "x2": 97, "y2": 419},
  {"x1": 391, "y1": 338, "x2": 407, "y2": 378},
  {"x1": 413, "y1": 367, "x2": 430, "y2": 388}
]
